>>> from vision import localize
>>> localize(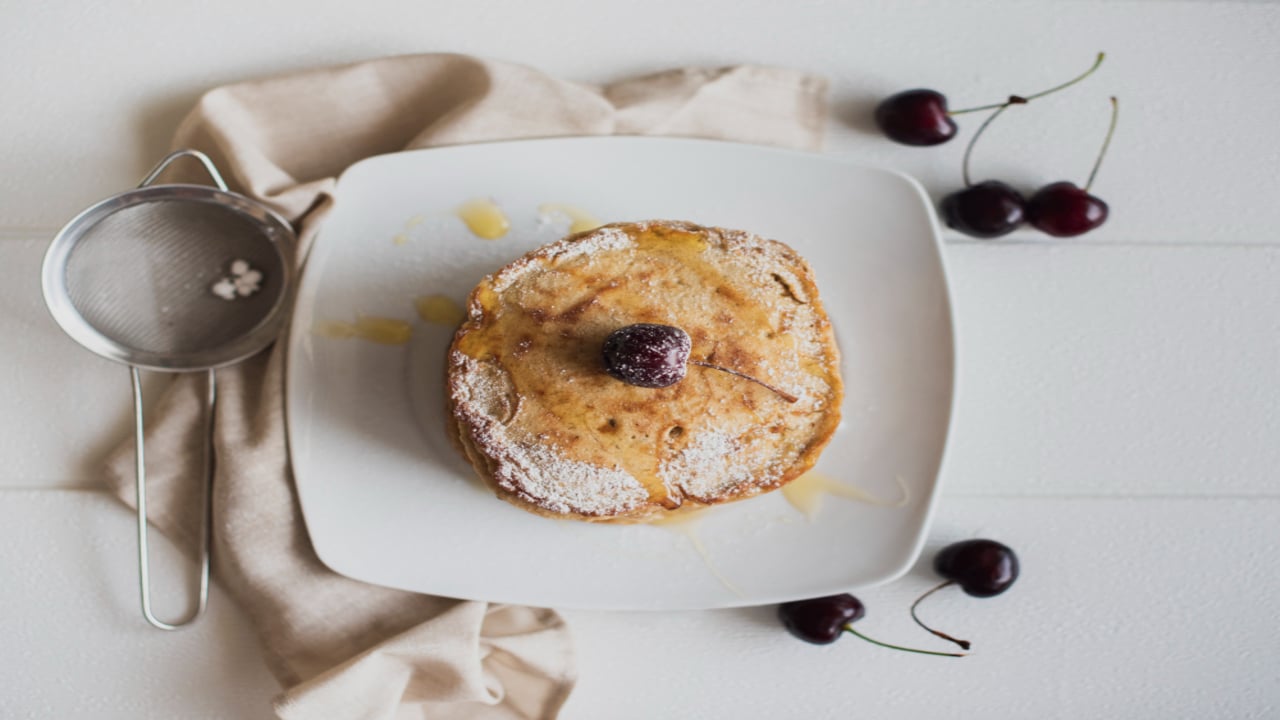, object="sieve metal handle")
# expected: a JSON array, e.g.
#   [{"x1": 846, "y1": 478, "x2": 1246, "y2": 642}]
[
  {"x1": 131, "y1": 367, "x2": 214, "y2": 630},
  {"x1": 137, "y1": 149, "x2": 230, "y2": 192}
]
